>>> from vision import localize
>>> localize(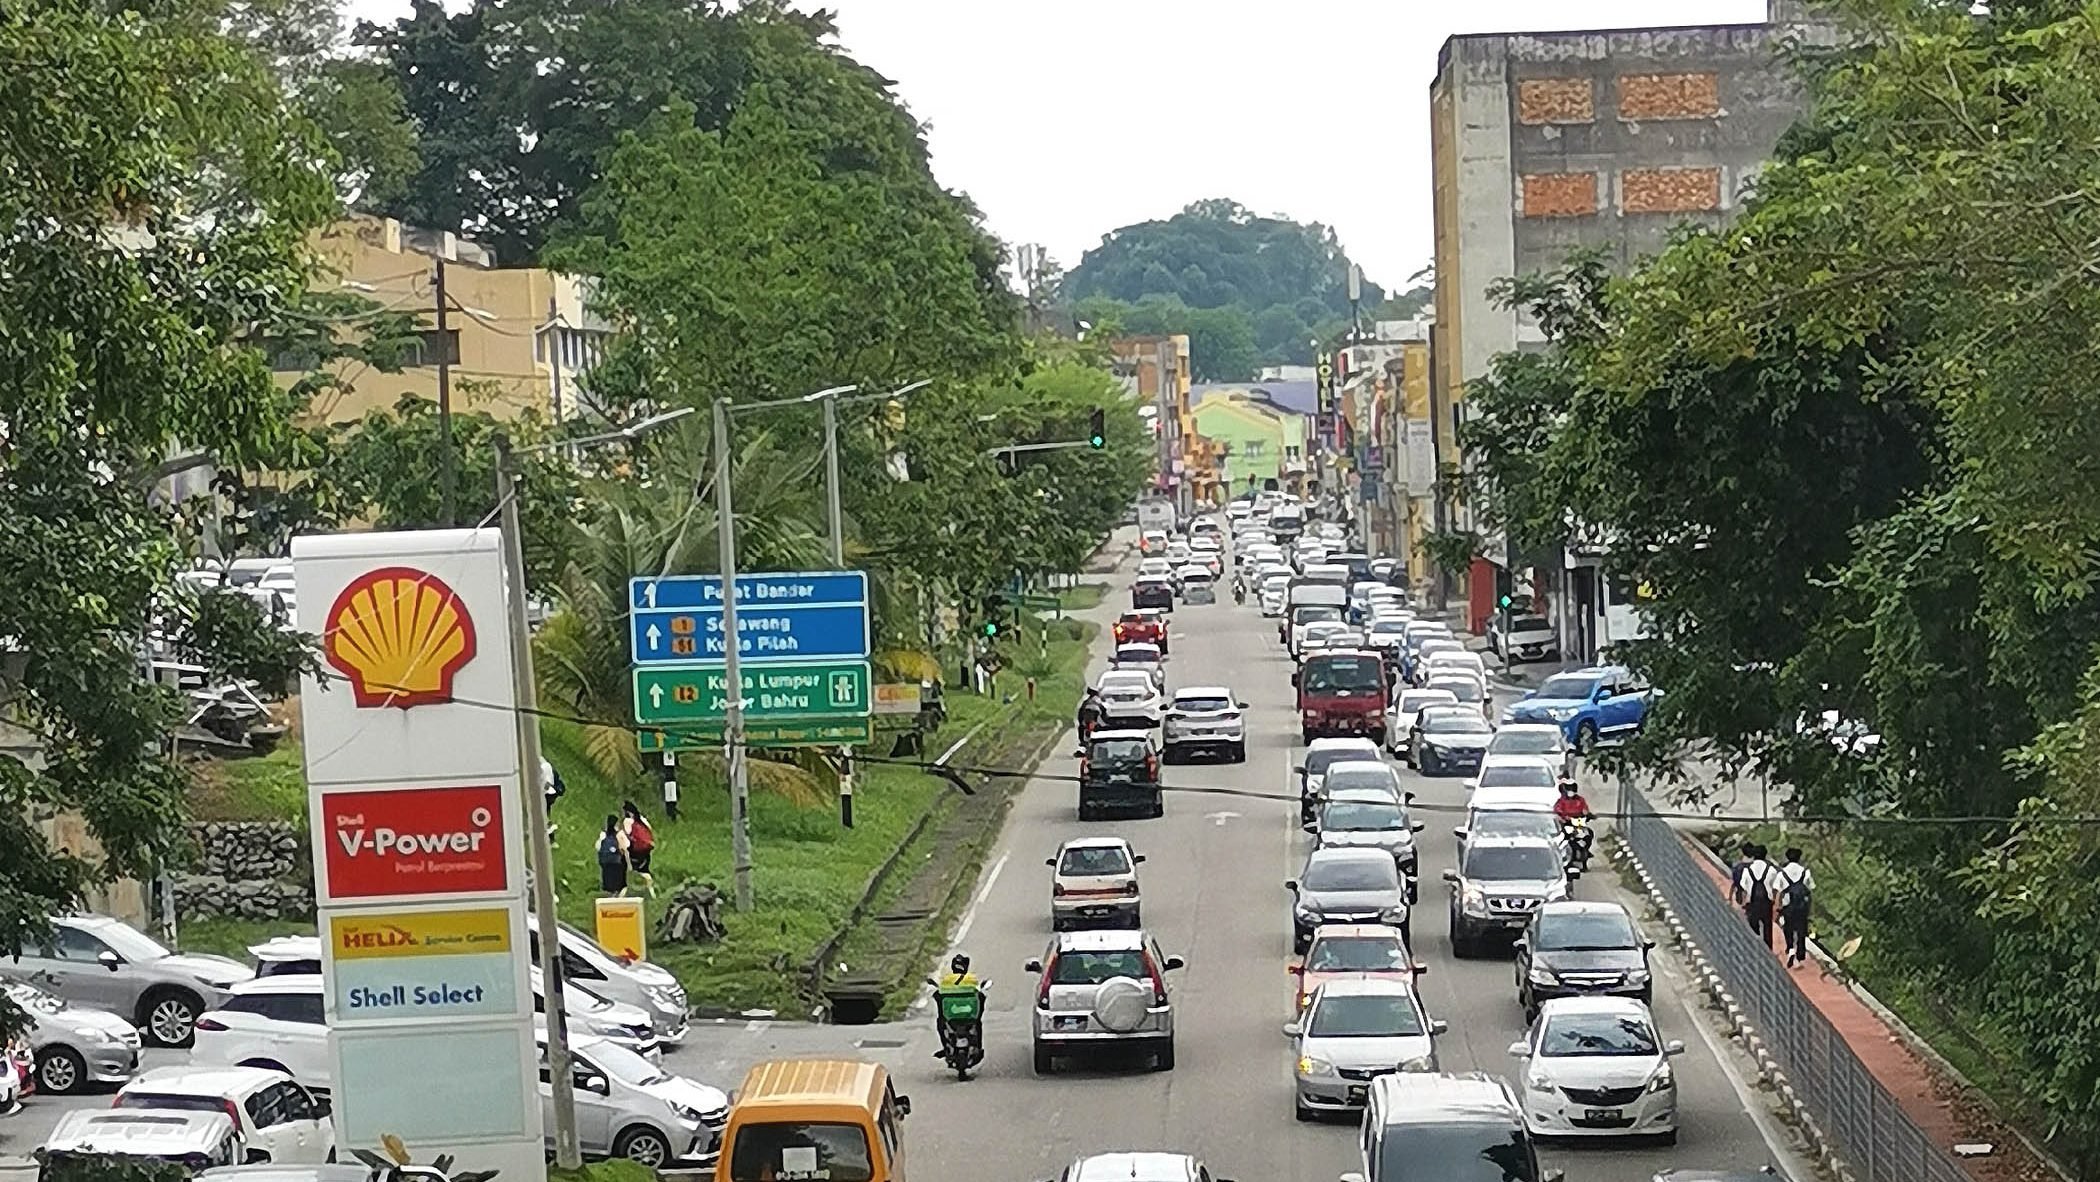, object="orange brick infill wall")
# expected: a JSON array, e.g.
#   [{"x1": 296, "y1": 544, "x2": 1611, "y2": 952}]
[
  {"x1": 1620, "y1": 167, "x2": 1722, "y2": 214},
  {"x1": 1516, "y1": 77, "x2": 1594, "y2": 125},
  {"x1": 1617, "y1": 72, "x2": 1721, "y2": 121},
  {"x1": 1521, "y1": 172, "x2": 1598, "y2": 218}
]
